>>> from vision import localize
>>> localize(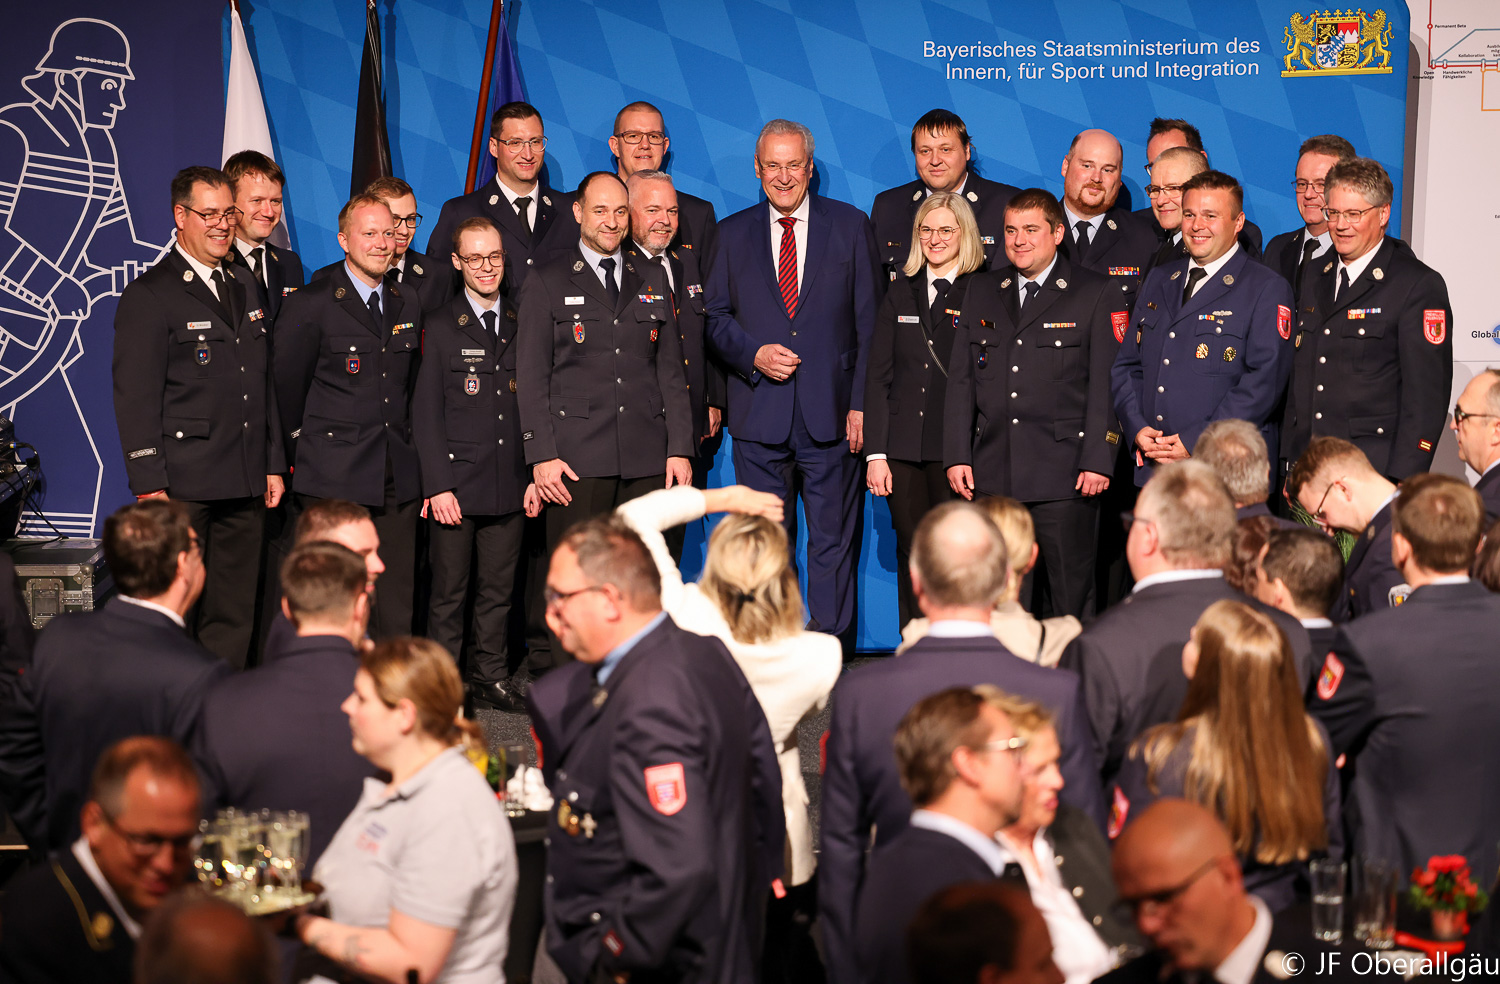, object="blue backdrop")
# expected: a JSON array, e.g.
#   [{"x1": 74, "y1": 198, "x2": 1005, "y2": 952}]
[{"x1": 9, "y1": 0, "x2": 1410, "y2": 651}]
